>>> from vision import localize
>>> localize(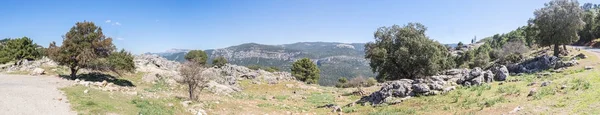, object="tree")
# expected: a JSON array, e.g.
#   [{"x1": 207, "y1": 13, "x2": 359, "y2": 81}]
[
  {"x1": 177, "y1": 62, "x2": 208, "y2": 100},
  {"x1": 456, "y1": 42, "x2": 464, "y2": 50},
  {"x1": 0, "y1": 37, "x2": 42, "y2": 64},
  {"x1": 185, "y1": 50, "x2": 208, "y2": 65},
  {"x1": 212, "y1": 56, "x2": 228, "y2": 68},
  {"x1": 533, "y1": 0, "x2": 584, "y2": 56},
  {"x1": 365, "y1": 23, "x2": 455, "y2": 81},
  {"x1": 291, "y1": 58, "x2": 320, "y2": 84},
  {"x1": 46, "y1": 21, "x2": 116, "y2": 79}
]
